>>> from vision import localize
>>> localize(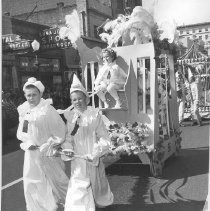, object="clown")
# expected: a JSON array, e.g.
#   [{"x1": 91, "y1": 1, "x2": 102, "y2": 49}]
[
  {"x1": 17, "y1": 77, "x2": 69, "y2": 211},
  {"x1": 61, "y1": 74, "x2": 114, "y2": 211}
]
